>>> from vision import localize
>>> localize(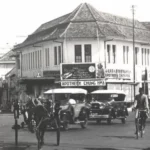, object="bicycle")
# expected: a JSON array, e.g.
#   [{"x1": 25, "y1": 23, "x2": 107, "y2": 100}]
[{"x1": 135, "y1": 109, "x2": 147, "y2": 139}]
